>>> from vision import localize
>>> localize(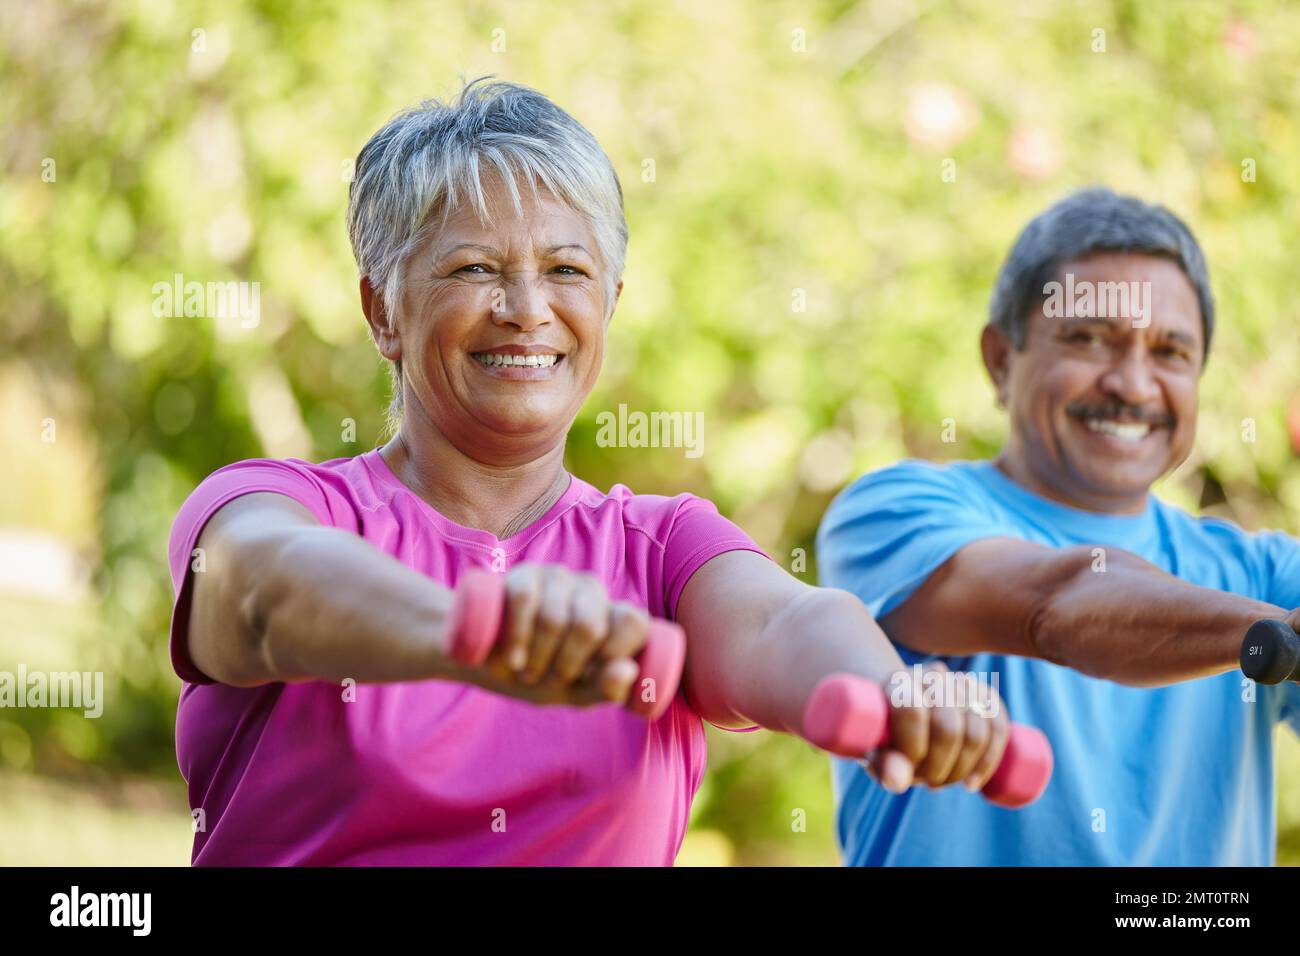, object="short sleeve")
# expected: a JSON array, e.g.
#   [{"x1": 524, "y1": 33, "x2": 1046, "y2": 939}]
[
  {"x1": 815, "y1": 460, "x2": 1010, "y2": 622},
  {"x1": 1253, "y1": 528, "x2": 1300, "y2": 612},
  {"x1": 165, "y1": 458, "x2": 358, "y2": 685},
  {"x1": 1250, "y1": 529, "x2": 1300, "y2": 734},
  {"x1": 660, "y1": 496, "x2": 770, "y2": 622},
  {"x1": 660, "y1": 495, "x2": 770, "y2": 734}
]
